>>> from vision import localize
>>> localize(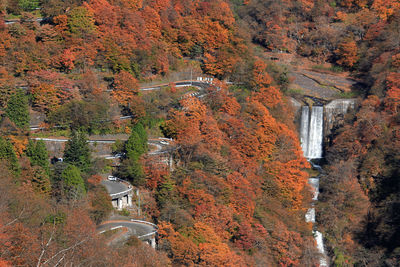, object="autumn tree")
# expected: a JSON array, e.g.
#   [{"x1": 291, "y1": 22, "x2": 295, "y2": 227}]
[
  {"x1": 372, "y1": 0, "x2": 400, "y2": 20},
  {"x1": 29, "y1": 83, "x2": 62, "y2": 112},
  {"x1": 335, "y1": 39, "x2": 359, "y2": 68},
  {"x1": 88, "y1": 185, "x2": 112, "y2": 224},
  {"x1": 111, "y1": 70, "x2": 139, "y2": 106},
  {"x1": 384, "y1": 72, "x2": 400, "y2": 114}
]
